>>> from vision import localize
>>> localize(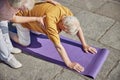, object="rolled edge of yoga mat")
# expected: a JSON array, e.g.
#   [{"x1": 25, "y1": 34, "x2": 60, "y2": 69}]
[{"x1": 82, "y1": 49, "x2": 109, "y2": 78}]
